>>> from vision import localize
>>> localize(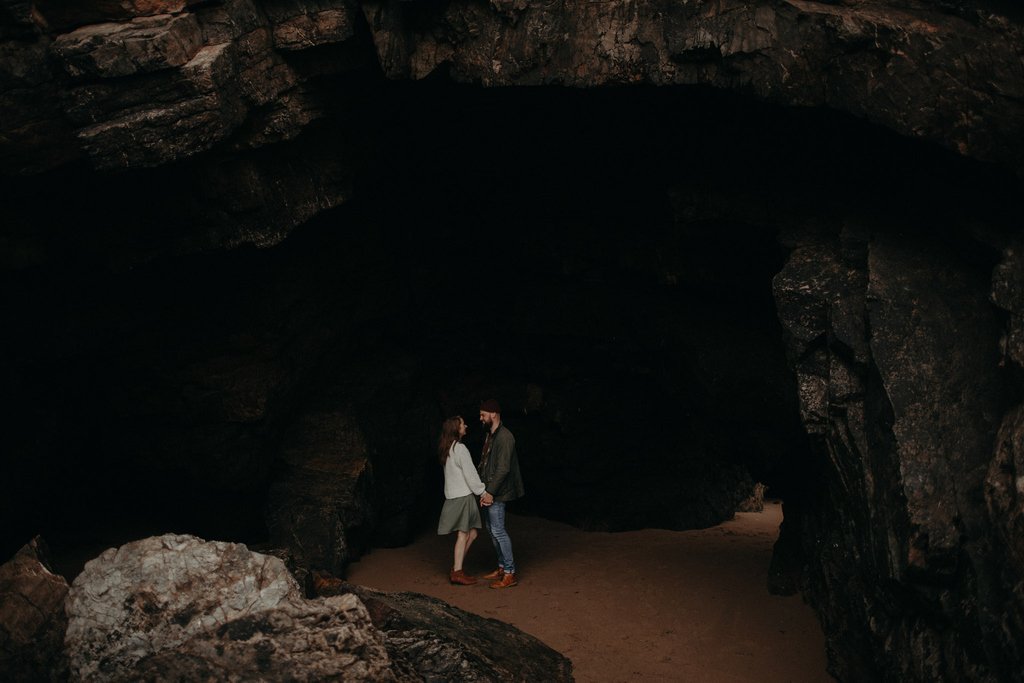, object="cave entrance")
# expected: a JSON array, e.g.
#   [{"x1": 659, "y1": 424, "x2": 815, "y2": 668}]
[
  {"x1": 7, "y1": 73, "x2": 1009, "y2": 584},
  {"x1": 290, "y1": 78, "x2": 829, "y2": 541},
  {"x1": 293, "y1": 72, "x2": 1016, "y2": 550}
]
